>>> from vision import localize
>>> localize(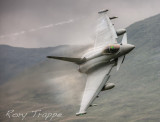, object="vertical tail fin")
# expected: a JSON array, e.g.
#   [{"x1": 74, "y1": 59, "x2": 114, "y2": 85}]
[{"x1": 121, "y1": 33, "x2": 127, "y2": 45}]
